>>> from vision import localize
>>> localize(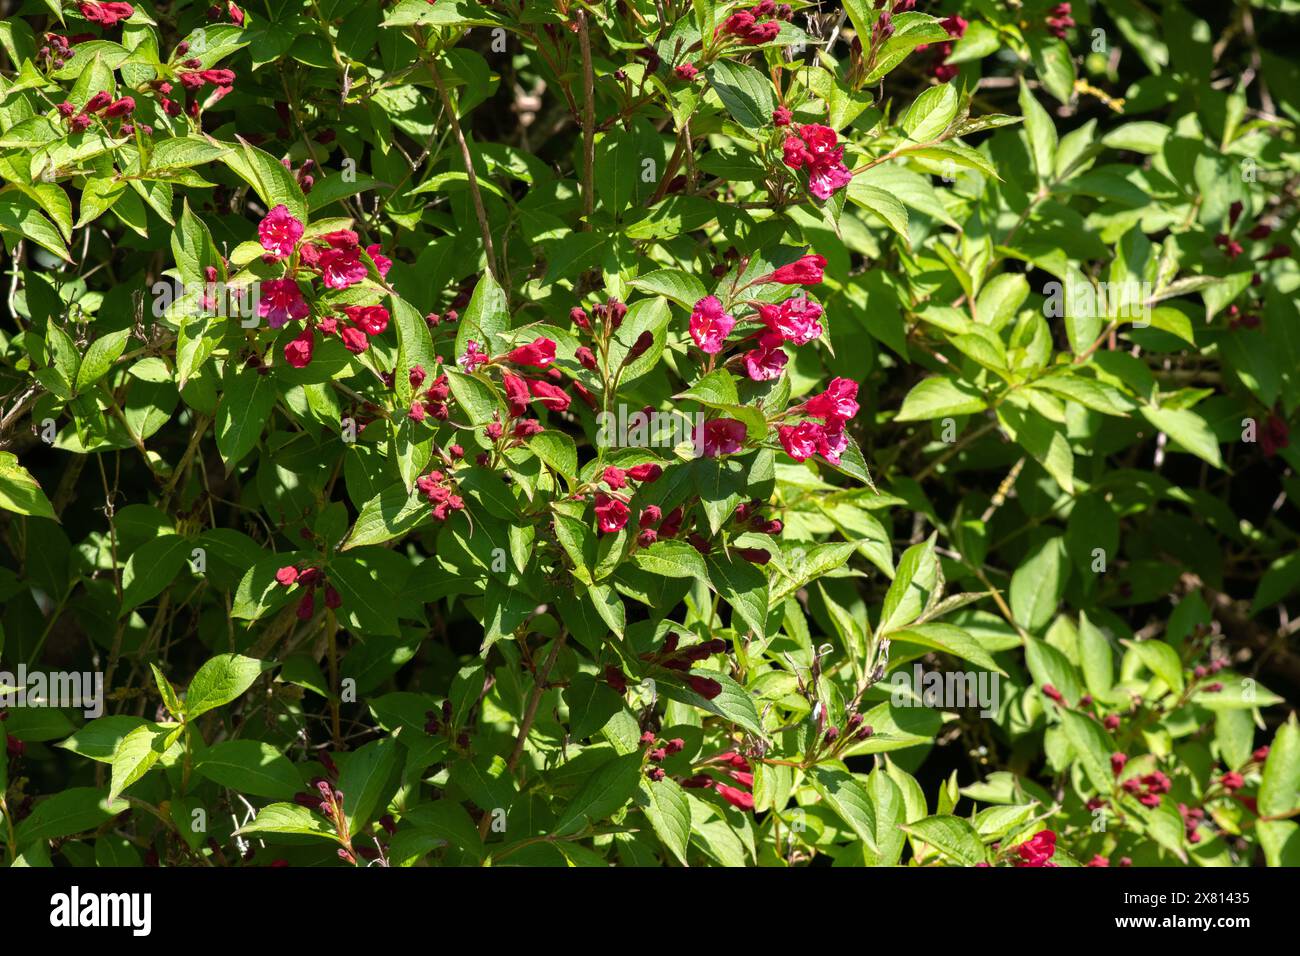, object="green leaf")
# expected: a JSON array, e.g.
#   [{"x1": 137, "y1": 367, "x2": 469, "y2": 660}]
[
  {"x1": 235, "y1": 802, "x2": 340, "y2": 841},
  {"x1": 1059, "y1": 709, "x2": 1114, "y2": 793},
  {"x1": 338, "y1": 737, "x2": 401, "y2": 835},
  {"x1": 1130, "y1": 639, "x2": 1185, "y2": 696},
  {"x1": 109, "y1": 723, "x2": 183, "y2": 800},
  {"x1": 706, "y1": 59, "x2": 775, "y2": 131},
  {"x1": 119, "y1": 534, "x2": 191, "y2": 615},
  {"x1": 895, "y1": 377, "x2": 987, "y2": 421},
  {"x1": 184, "y1": 653, "x2": 273, "y2": 718},
  {"x1": 1009, "y1": 535, "x2": 1067, "y2": 633},
  {"x1": 1139, "y1": 406, "x2": 1223, "y2": 469},
  {"x1": 215, "y1": 362, "x2": 279, "y2": 469},
  {"x1": 707, "y1": 552, "x2": 769, "y2": 637},
  {"x1": 553, "y1": 752, "x2": 643, "y2": 836},
  {"x1": 637, "y1": 775, "x2": 692, "y2": 865},
  {"x1": 1260, "y1": 715, "x2": 1300, "y2": 819},
  {"x1": 0, "y1": 452, "x2": 57, "y2": 520},
  {"x1": 74, "y1": 328, "x2": 131, "y2": 394},
  {"x1": 901, "y1": 815, "x2": 988, "y2": 866},
  {"x1": 16, "y1": 788, "x2": 129, "y2": 847},
  {"x1": 810, "y1": 766, "x2": 878, "y2": 851},
  {"x1": 194, "y1": 740, "x2": 304, "y2": 799}
]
